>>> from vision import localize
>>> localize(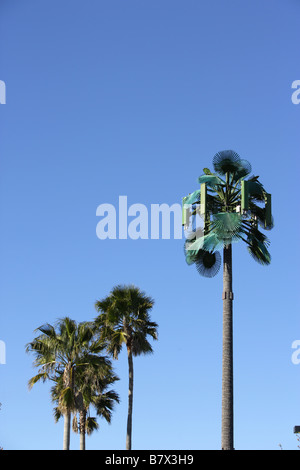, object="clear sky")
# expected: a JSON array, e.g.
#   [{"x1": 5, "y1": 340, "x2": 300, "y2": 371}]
[{"x1": 0, "y1": 0, "x2": 299, "y2": 450}]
